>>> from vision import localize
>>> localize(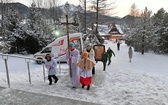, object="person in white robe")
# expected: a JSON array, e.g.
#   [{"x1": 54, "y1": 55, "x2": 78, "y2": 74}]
[
  {"x1": 65, "y1": 42, "x2": 80, "y2": 88},
  {"x1": 45, "y1": 54, "x2": 58, "y2": 85},
  {"x1": 128, "y1": 47, "x2": 133, "y2": 62}
]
